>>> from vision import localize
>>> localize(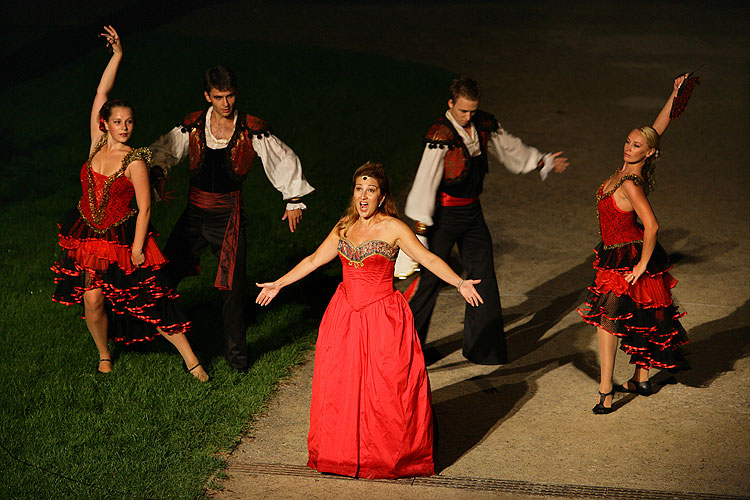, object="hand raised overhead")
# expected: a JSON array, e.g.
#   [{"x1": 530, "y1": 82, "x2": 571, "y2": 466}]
[{"x1": 99, "y1": 25, "x2": 122, "y2": 55}]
